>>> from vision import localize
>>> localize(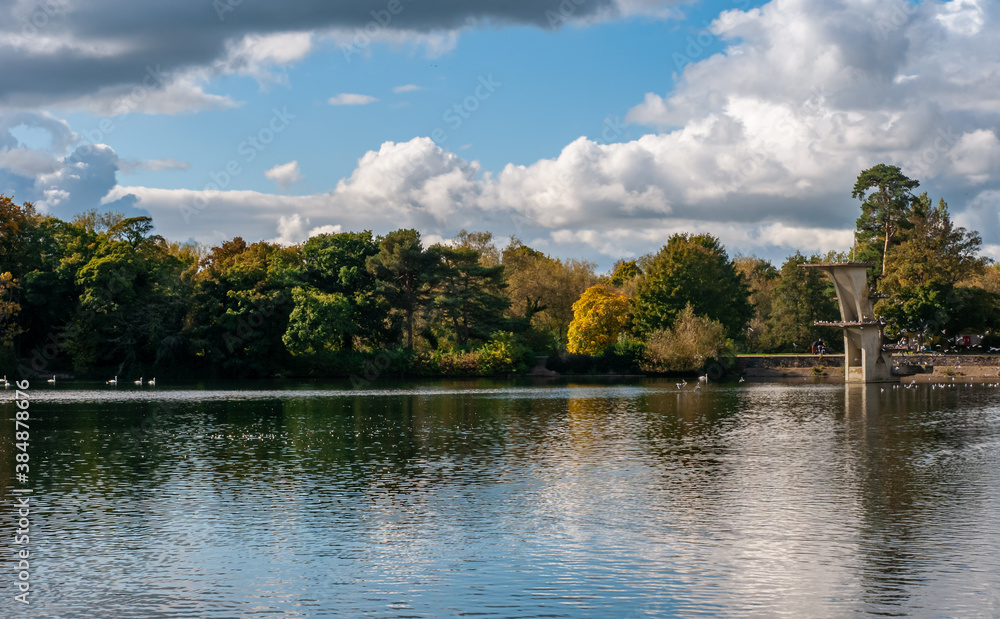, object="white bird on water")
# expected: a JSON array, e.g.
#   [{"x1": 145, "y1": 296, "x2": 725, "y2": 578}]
[
  {"x1": 134, "y1": 377, "x2": 143, "y2": 385},
  {"x1": 107, "y1": 376, "x2": 118, "y2": 385},
  {"x1": 147, "y1": 378, "x2": 156, "y2": 386},
  {"x1": 47, "y1": 375, "x2": 56, "y2": 384},
  {"x1": 738, "y1": 377, "x2": 745, "y2": 383}
]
